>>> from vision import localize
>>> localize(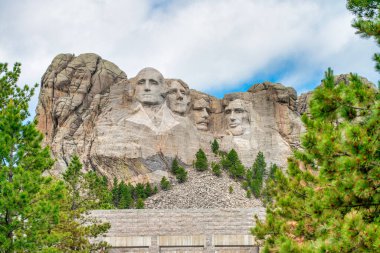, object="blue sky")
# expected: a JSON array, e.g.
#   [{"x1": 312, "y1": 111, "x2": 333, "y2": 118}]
[{"x1": 0, "y1": 0, "x2": 378, "y2": 115}]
